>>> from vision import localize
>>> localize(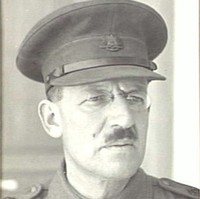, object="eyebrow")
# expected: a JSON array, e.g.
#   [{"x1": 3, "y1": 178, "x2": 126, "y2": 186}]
[
  {"x1": 78, "y1": 84, "x2": 112, "y2": 92},
  {"x1": 118, "y1": 84, "x2": 147, "y2": 93},
  {"x1": 121, "y1": 89, "x2": 146, "y2": 94},
  {"x1": 79, "y1": 87, "x2": 147, "y2": 96},
  {"x1": 76, "y1": 80, "x2": 147, "y2": 92}
]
